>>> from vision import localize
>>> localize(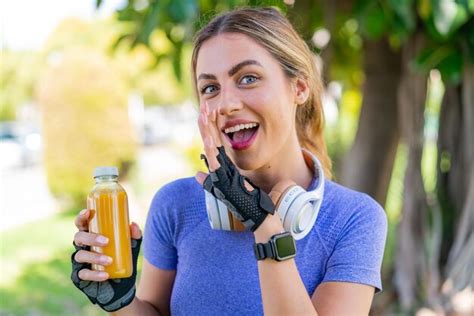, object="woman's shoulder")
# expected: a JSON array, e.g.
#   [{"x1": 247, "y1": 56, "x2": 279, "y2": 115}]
[
  {"x1": 317, "y1": 180, "x2": 387, "y2": 239},
  {"x1": 149, "y1": 176, "x2": 204, "y2": 210},
  {"x1": 322, "y1": 179, "x2": 385, "y2": 215}
]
